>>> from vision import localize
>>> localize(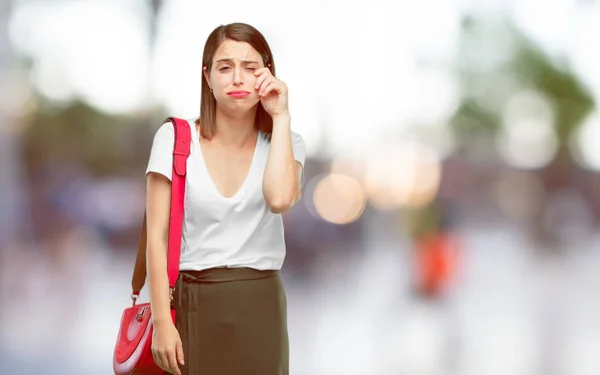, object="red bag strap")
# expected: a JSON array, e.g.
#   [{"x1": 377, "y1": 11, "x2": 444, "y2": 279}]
[{"x1": 130, "y1": 117, "x2": 191, "y2": 300}]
